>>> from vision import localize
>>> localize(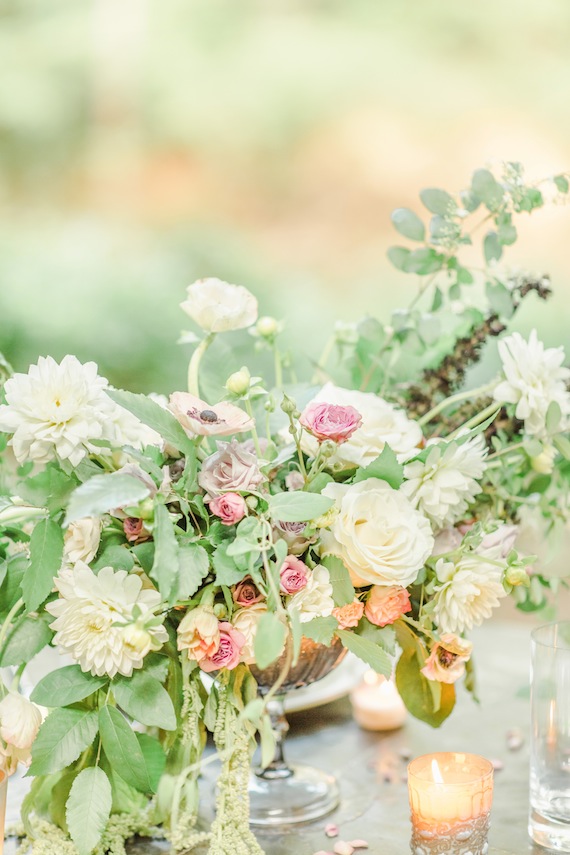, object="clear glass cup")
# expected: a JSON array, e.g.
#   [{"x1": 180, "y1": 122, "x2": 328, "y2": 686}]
[
  {"x1": 0, "y1": 769, "x2": 6, "y2": 855},
  {"x1": 529, "y1": 621, "x2": 570, "y2": 852}
]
